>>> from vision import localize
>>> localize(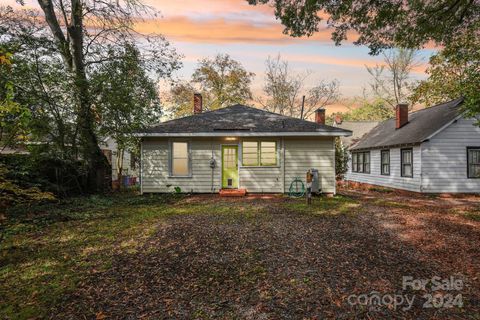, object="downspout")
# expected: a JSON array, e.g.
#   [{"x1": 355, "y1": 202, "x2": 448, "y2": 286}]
[
  {"x1": 333, "y1": 137, "x2": 336, "y2": 195},
  {"x1": 211, "y1": 139, "x2": 215, "y2": 193},
  {"x1": 140, "y1": 138, "x2": 143, "y2": 195},
  {"x1": 282, "y1": 137, "x2": 286, "y2": 194}
]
